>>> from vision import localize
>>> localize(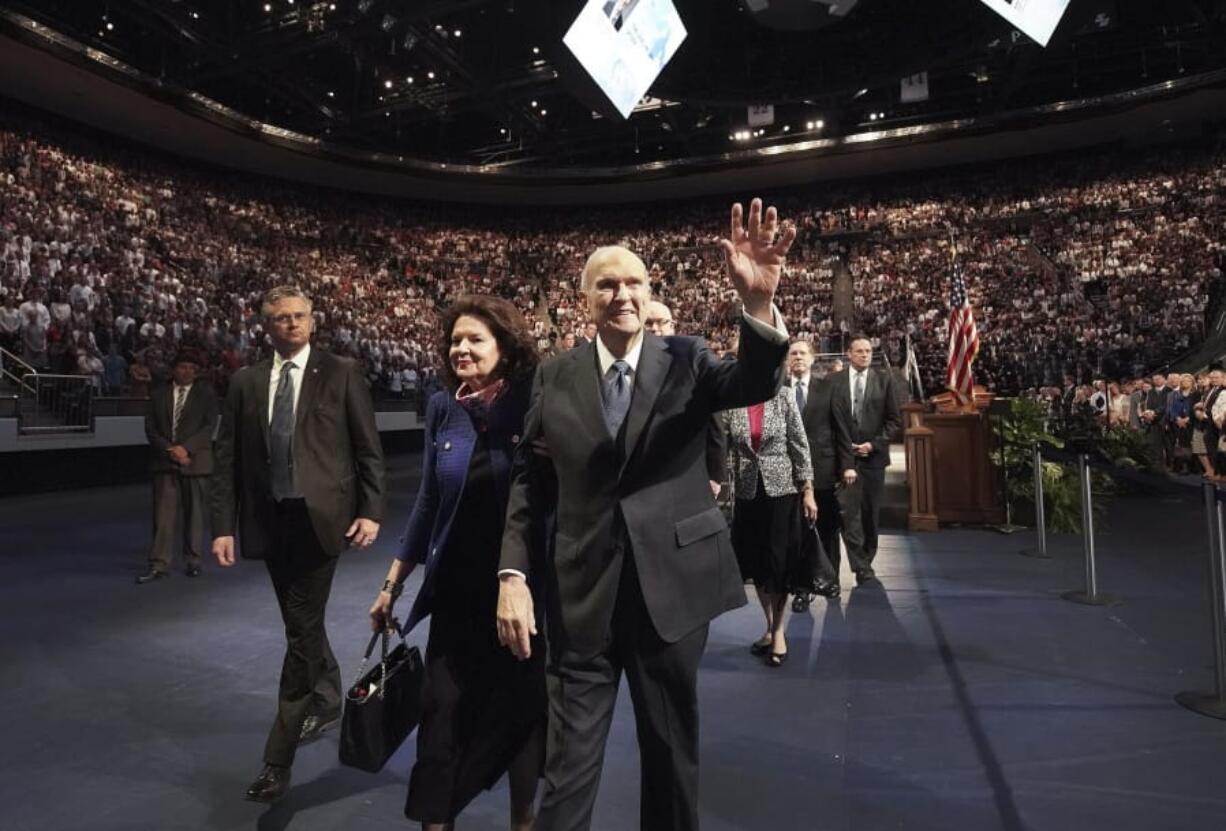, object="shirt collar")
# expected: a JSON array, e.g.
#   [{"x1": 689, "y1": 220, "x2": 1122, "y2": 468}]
[
  {"x1": 595, "y1": 332, "x2": 643, "y2": 376},
  {"x1": 273, "y1": 342, "x2": 311, "y2": 373},
  {"x1": 791, "y1": 373, "x2": 810, "y2": 387}
]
